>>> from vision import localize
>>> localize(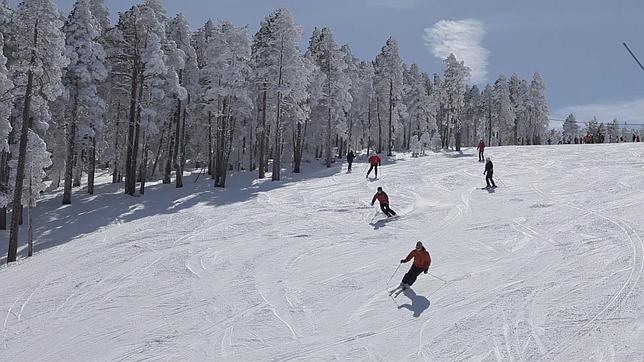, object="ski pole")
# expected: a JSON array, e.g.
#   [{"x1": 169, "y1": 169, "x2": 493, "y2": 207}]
[
  {"x1": 495, "y1": 174, "x2": 507, "y2": 187},
  {"x1": 428, "y1": 272, "x2": 447, "y2": 284},
  {"x1": 386, "y1": 263, "x2": 402, "y2": 286}
]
